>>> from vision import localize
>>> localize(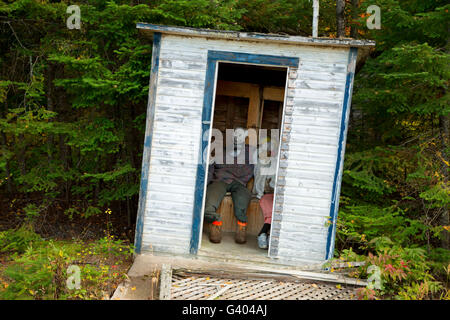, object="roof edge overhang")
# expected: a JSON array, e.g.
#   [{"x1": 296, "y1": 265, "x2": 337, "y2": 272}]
[{"x1": 137, "y1": 23, "x2": 376, "y2": 49}]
